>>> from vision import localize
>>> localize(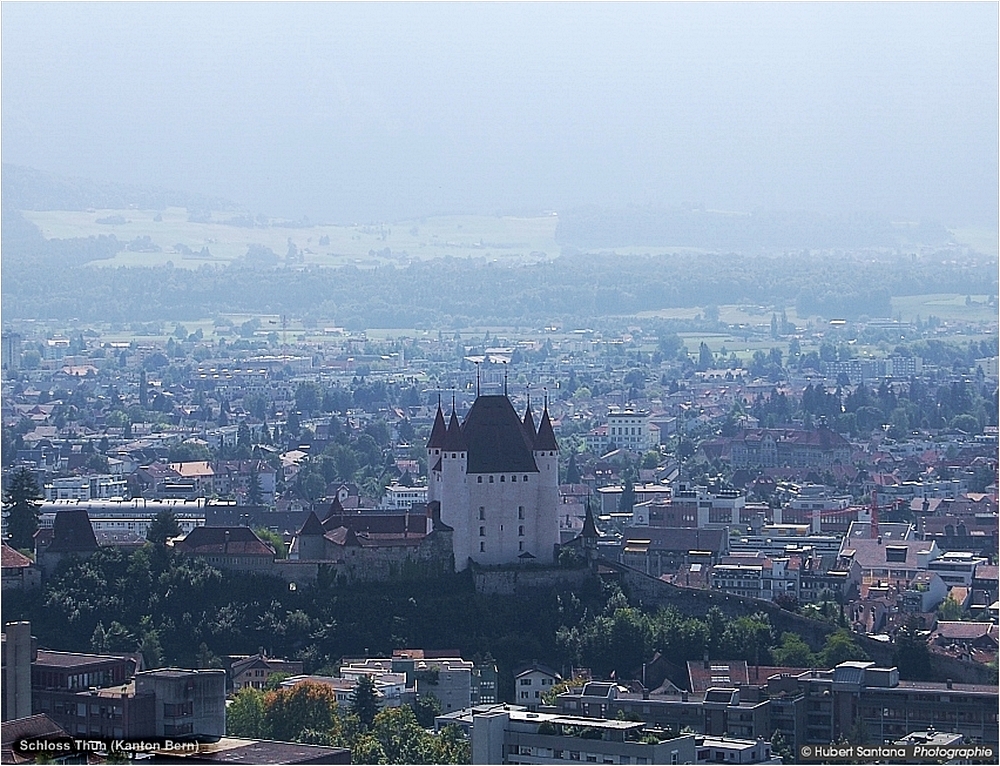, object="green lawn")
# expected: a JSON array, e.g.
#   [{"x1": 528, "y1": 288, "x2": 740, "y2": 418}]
[{"x1": 890, "y1": 294, "x2": 996, "y2": 323}]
